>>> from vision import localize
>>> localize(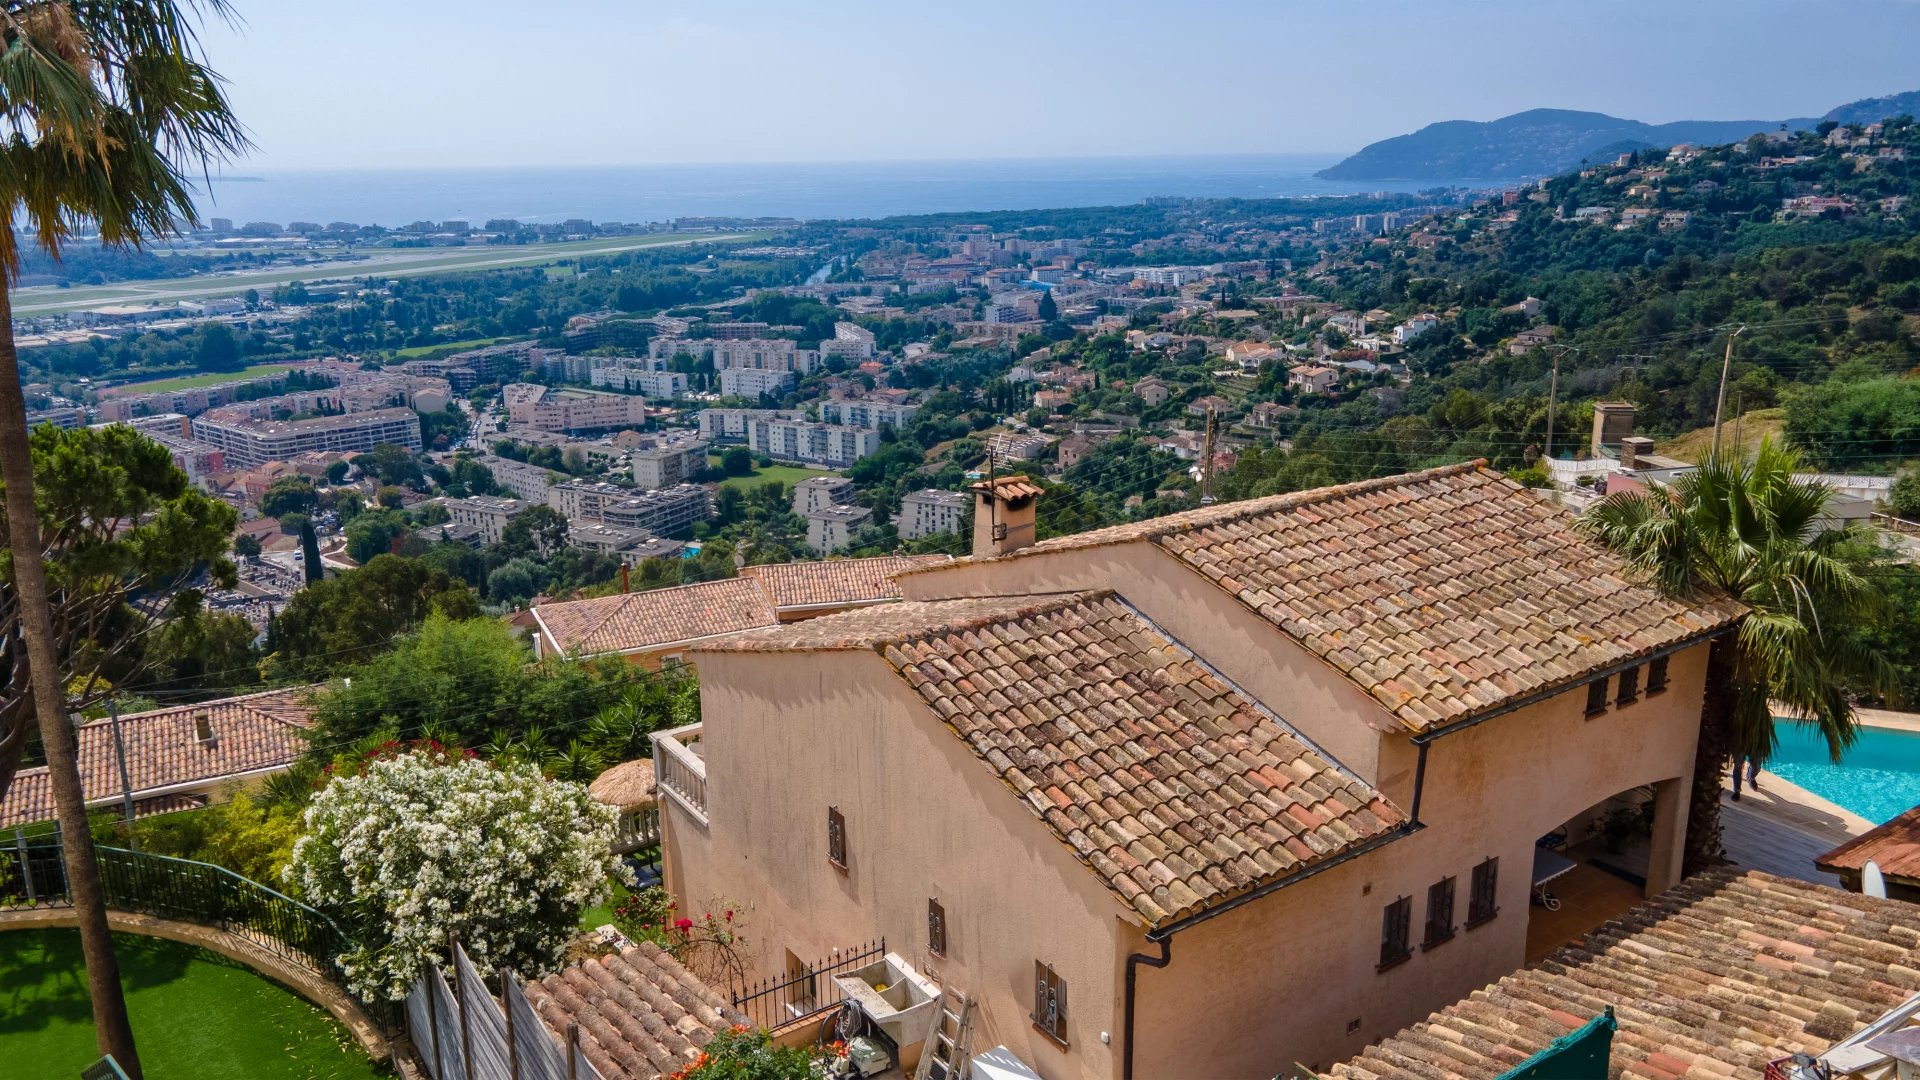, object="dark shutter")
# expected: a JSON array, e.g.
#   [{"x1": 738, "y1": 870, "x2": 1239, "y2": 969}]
[
  {"x1": 1585, "y1": 676, "x2": 1610, "y2": 716},
  {"x1": 1647, "y1": 655, "x2": 1670, "y2": 693},
  {"x1": 1379, "y1": 896, "x2": 1412, "y2": 968},
  {"x1": 1033, "y1": 961, "x2": 1068, "y2": 1044},
  {"x1": 1468, "y1": 856, "x2": 1500, "y2": 926},
  {"x1": 1424, "y1": 877, "x2": 1456, "y2": 947},
  {"x1": 928, "y1": 898, "x2": 946, "y2": 956},
  {"x1": 826, "y1": 806, "x2": 846, "y2": 869},
  {"x1": 1616, "y1": 665, "x2": 1640, "y2": 705}
]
